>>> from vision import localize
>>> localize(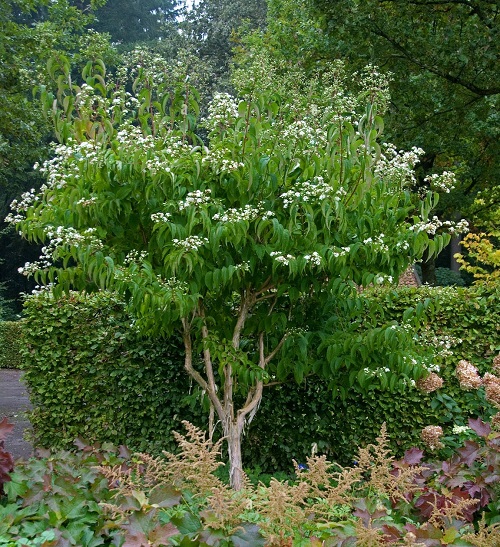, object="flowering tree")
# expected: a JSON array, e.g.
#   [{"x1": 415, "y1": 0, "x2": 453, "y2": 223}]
[{"x1": 9, "y1": 57, "x2": 453, "y2": 489}]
